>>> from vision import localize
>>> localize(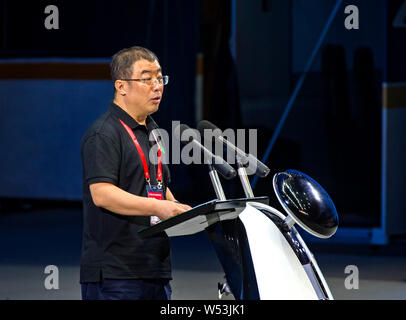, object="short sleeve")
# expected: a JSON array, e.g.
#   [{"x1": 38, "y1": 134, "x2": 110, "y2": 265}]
[{"x1": 81, "y1": 133, "x2": 120, "y2": 185}]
